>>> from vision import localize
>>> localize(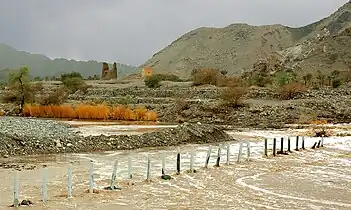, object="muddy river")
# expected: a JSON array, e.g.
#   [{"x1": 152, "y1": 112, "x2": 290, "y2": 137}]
[{"x1": 0, "y1": 122, "x2": 350, "y2": 209}]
